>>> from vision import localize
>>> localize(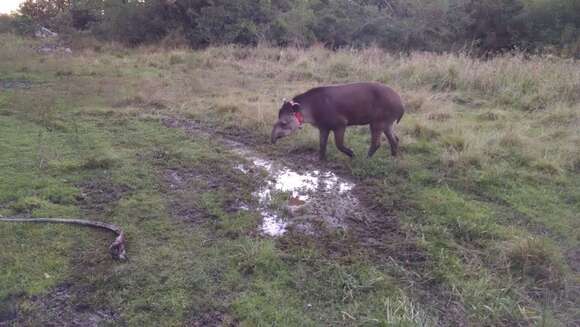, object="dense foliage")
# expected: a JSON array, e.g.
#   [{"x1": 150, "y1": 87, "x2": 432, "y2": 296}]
[{"x1": 8, "y1": 0, "x2": 580, "y2": 56}]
